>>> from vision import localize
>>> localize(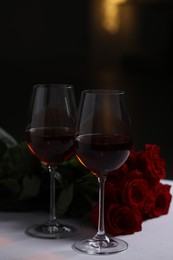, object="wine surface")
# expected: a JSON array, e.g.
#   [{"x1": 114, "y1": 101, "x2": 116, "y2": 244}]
[
  {"x1": 75, "y1": 134, "x2": 132, "y2": 177},
  {"x1": 26, "y1": 127, "x2": 75, "y2": 166}
]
